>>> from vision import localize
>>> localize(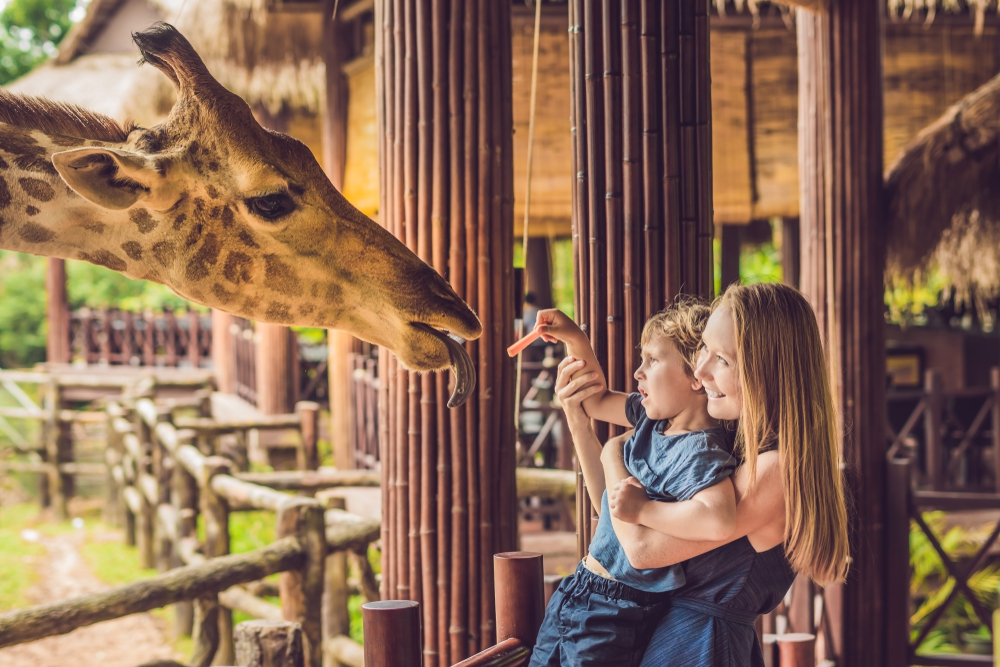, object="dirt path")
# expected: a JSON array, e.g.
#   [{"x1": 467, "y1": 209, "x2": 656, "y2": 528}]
[{"x1": 0, "y1": 529, "x2": 182, "y2": 667}]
